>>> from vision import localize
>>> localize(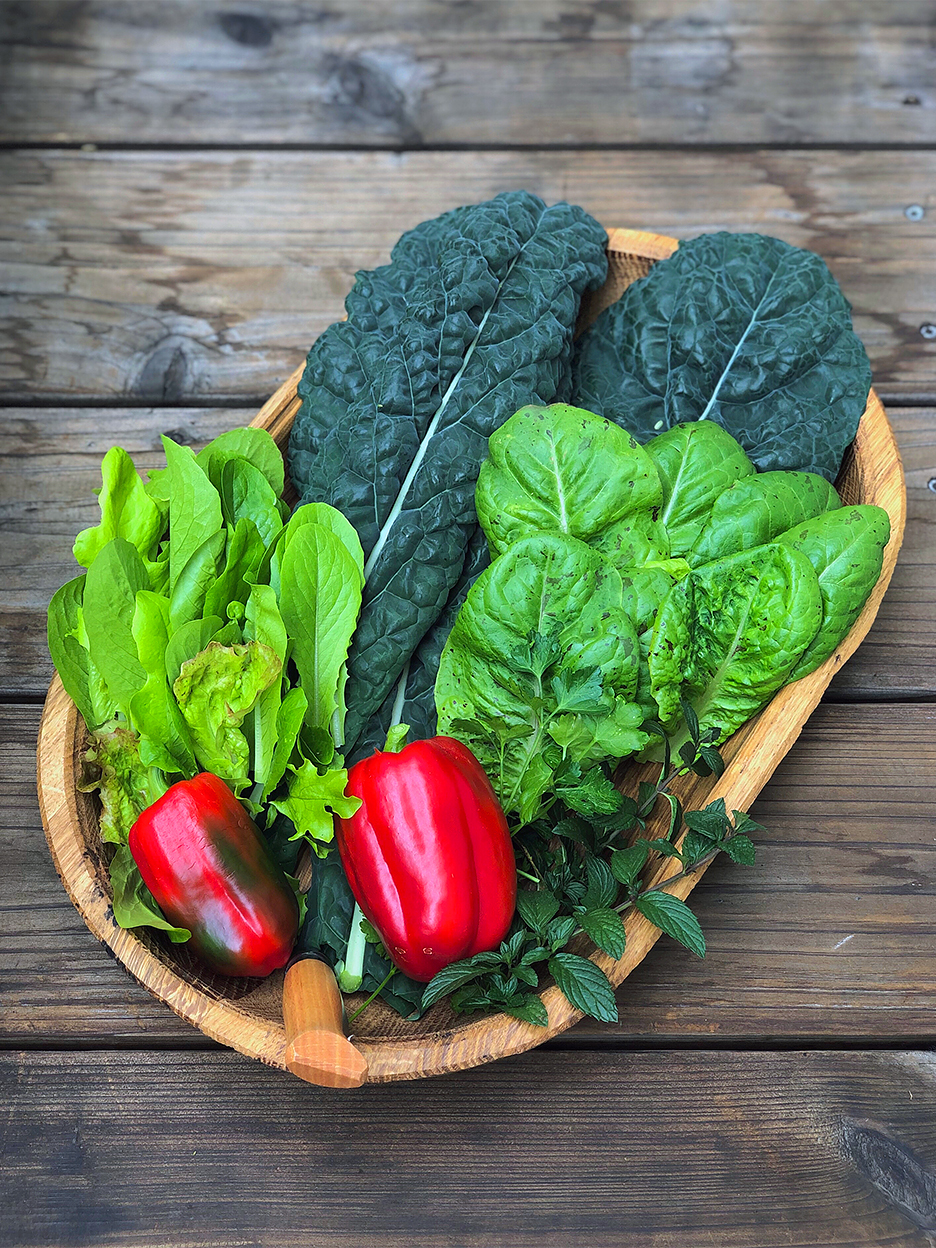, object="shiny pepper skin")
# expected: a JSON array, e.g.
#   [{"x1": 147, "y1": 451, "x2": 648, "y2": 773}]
[
  {"x1": 128, "y1": 772, "x2": 299, "y2": 978},
  {"x1": 337, "y1": 737, "x2": 517, "y2": 982}
]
